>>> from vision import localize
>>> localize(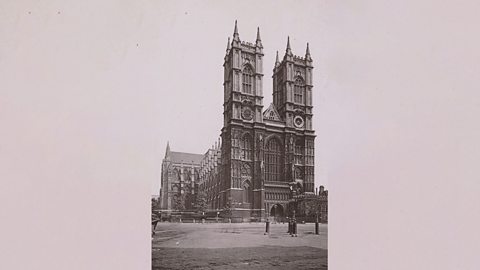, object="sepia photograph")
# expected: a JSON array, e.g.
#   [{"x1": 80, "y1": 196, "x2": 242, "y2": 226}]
[{"x1": 151, "y1": 2, "x2": 328, "y2": 269}]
